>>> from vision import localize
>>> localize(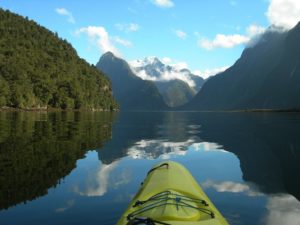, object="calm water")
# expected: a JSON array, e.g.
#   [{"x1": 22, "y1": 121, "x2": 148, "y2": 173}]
[{"x1": 0, "y1": 111, "x2": 300, "y2": 225}]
